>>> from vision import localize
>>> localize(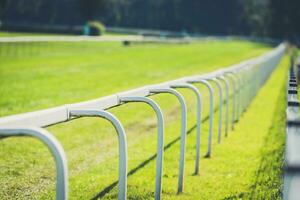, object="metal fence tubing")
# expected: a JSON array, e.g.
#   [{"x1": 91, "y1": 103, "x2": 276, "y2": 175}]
[
  {"x1": 240, "y1": 70, "x2": 248, "y2": 113},
  {"x1": 207, "y1": 78, "x2": 223, "y2": 143},
  {"x1": 235, "y1": 71, "x2": 243, "y2": 120},
  {"x1": 224, "y1": 73, "x2": 236, "y2": 130},
  {"x1": 217, "y1": 76, "x2": 230, "y2": 137},
  {"x1": 249, "y1": 68, "x2": 257, "y2": 105},
  {"x1": 118, "y1": 96, "x2": 164, "y2": 200},
  {"x1": 245, "y1": 68, "x2": 254, "y2": 110},
  {"x1": 187, "y1": 79, "x2": 214, "y2": 158},
  {"x1": 225, "y1": 72, "x2": 240, "y2": 122},
  {"x1": 68, "y1": 109, "x2": 127, "y2": 200},
  {"x1": 284, "y1": 64, "x2": 300, "y2": 200},
  {"x1": 241, "y1": 70, "x2": 250, "y2": 111},
  {"x1": 149, "y1": 88, "x2": 187, "y2": 194},
  {"x1": 247, "y1": 68, "x2": 256, "y2": 104},
  {"x1": 0, "y1": 127, "x2": 68, "y2": 200},
  {"x1": 170, "y1": 83, "x2": 202, "y2": 175},
  {"x1": 236, "y1": 71, "x2": 244, "y2": 118}
]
